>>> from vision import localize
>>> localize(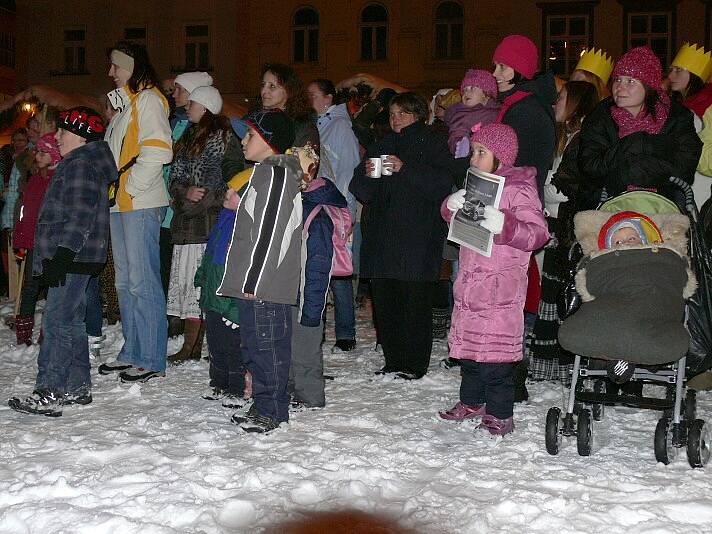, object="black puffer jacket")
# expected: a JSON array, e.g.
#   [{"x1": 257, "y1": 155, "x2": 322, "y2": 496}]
[
  {"x1": 349, "y1": 121, "x2": 467, "y2": 281},
  {"x1": 578, "y1": 98, "x2": 702, "y2": 201}
]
